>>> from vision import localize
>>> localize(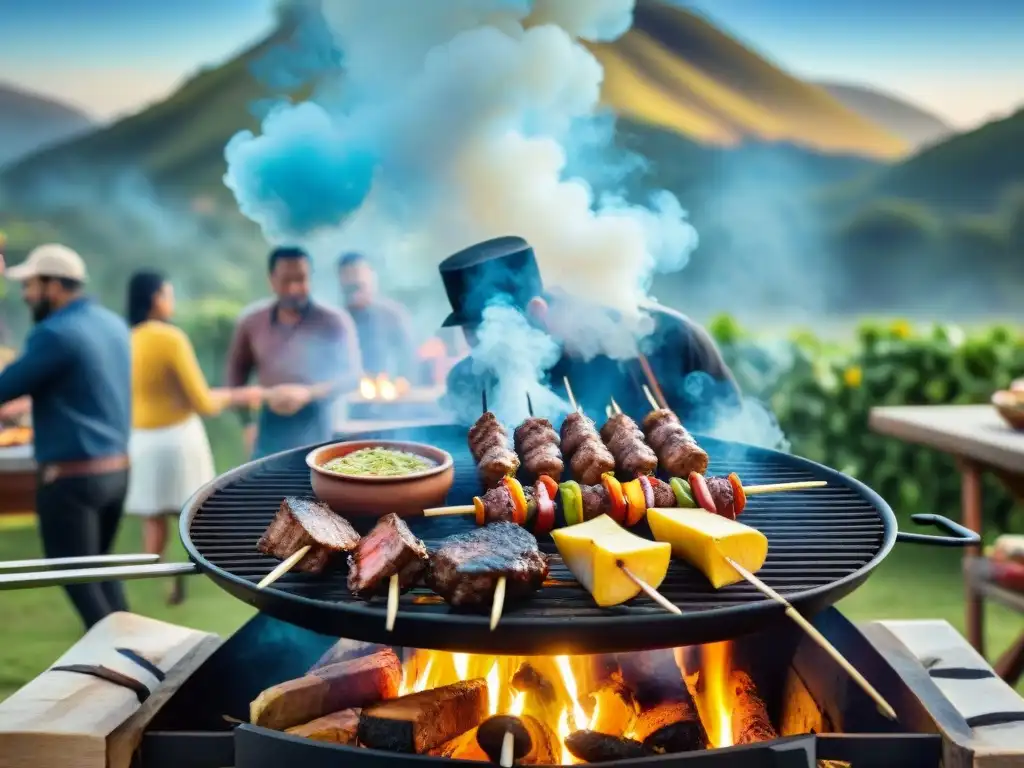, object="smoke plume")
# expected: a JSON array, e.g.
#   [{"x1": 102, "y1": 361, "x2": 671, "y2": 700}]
[{"x1": 224, "y1": 0, "x2": 788, "y2": 449}]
